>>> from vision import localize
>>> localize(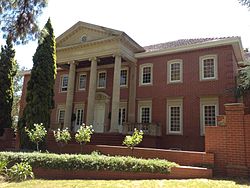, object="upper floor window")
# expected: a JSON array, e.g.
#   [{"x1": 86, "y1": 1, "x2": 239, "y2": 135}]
[
  {"x1": 200, "y1": 97, "x2": 219, "y2": 135},
  {"x1": 120, "y1": 68, "x2": 128, "y2": 87},
  {"x1": 60, "y1": 75, "x2": 68, "y2": 92},
  {"x1": 167, "y1": 98, "x2": 183, "y2": 135},
  {"x1": 97, "y1": 71, "x2": 107, "y2": 89},
  {"x1": 79, "y1": 73, "x2": 87, "y2": 90},
  {"x1": 167, "y1": 60, "x2": 183, "y2": 83},
  {"x1": 139, "y1": 64, "x2": 153, "y2": 86},
  {"x1": 199, "y1": 55, "x2": 218, "y2": 80}
]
